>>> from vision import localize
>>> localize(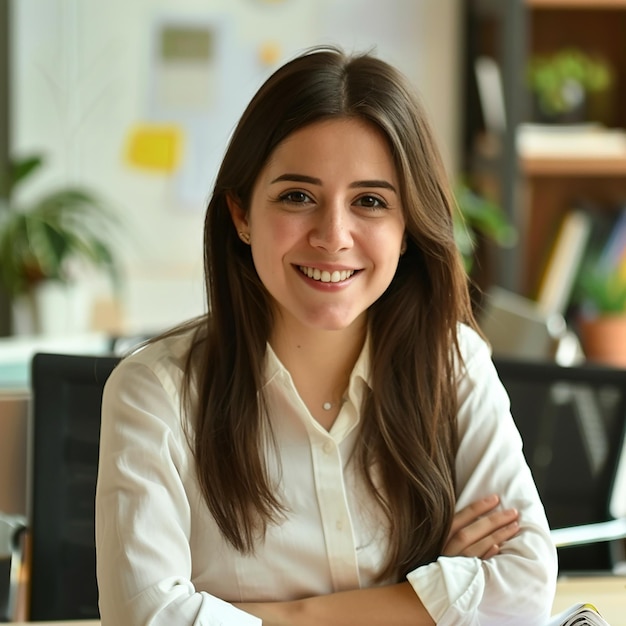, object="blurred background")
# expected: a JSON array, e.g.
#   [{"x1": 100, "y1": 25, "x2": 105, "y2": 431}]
[
  {"x1": 0, "y1": 0, "x2": 461, "y2": 338},
  {"x1": 6, "y1": 0, "x2": 626, "y2": 375}
]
